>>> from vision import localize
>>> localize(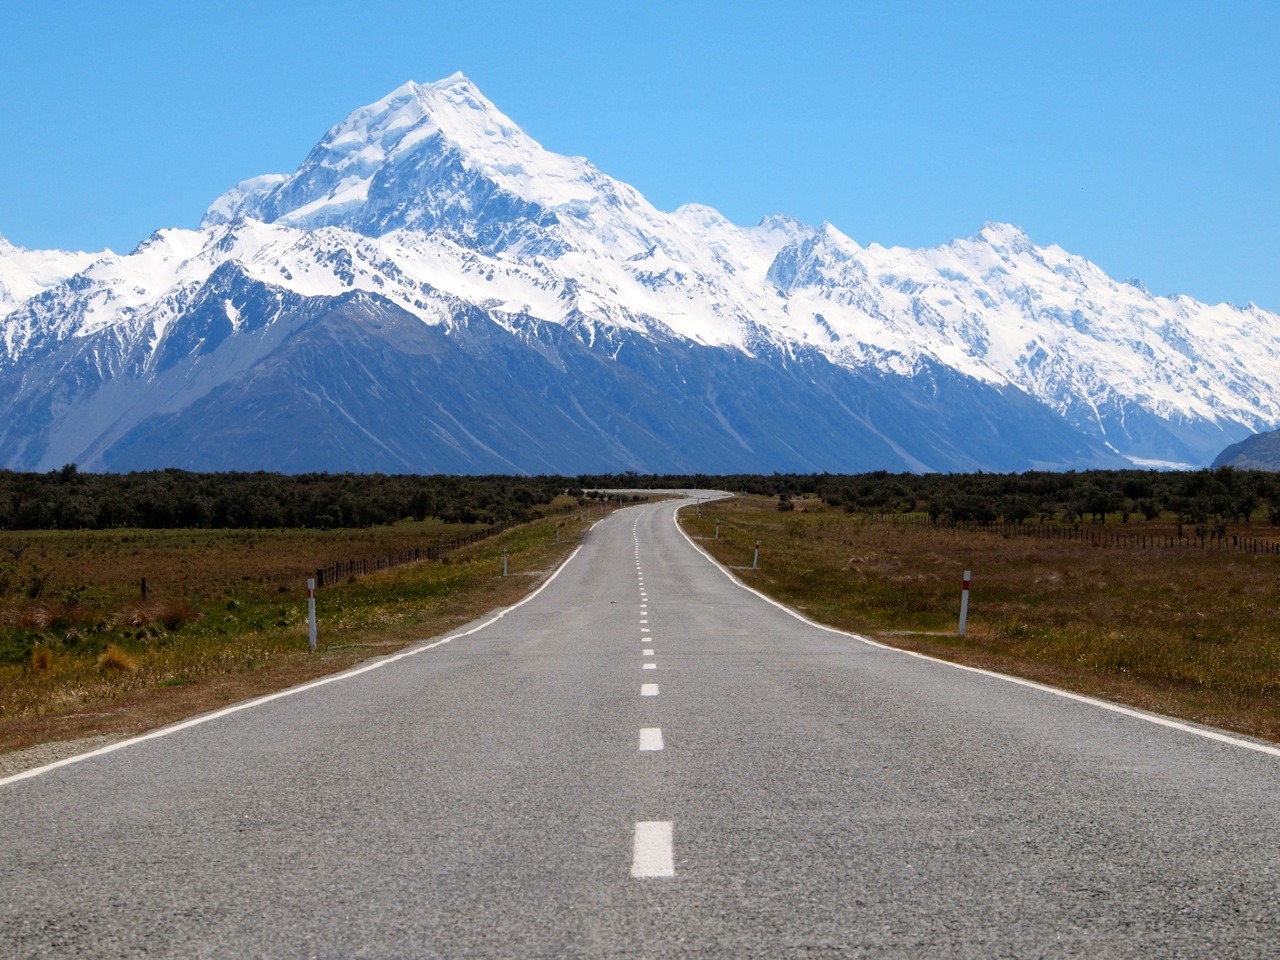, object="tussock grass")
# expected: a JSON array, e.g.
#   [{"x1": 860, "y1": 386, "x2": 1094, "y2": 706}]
[
  {"x1": 685, "y1": 496, "x2": 1280, "y2": 742},
  {"x1": 96, "y1": 644, "x2": 138, "y2": 673}
]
